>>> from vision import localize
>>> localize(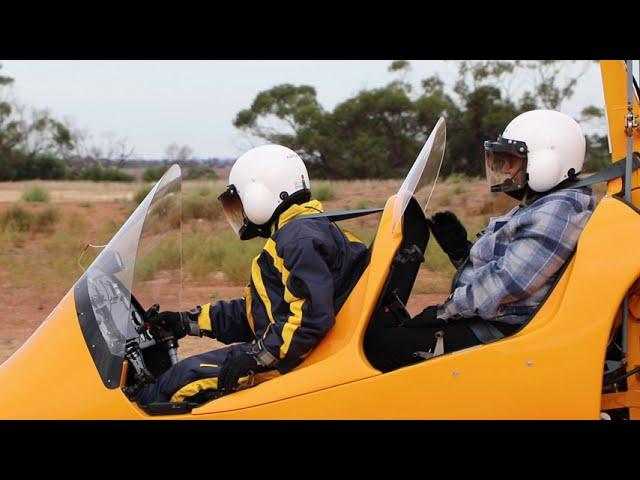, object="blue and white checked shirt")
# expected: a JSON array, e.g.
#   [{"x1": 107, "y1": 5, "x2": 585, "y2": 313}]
[{"x1": 439, "y1": 187, "x2": 595, "y2": 325}]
